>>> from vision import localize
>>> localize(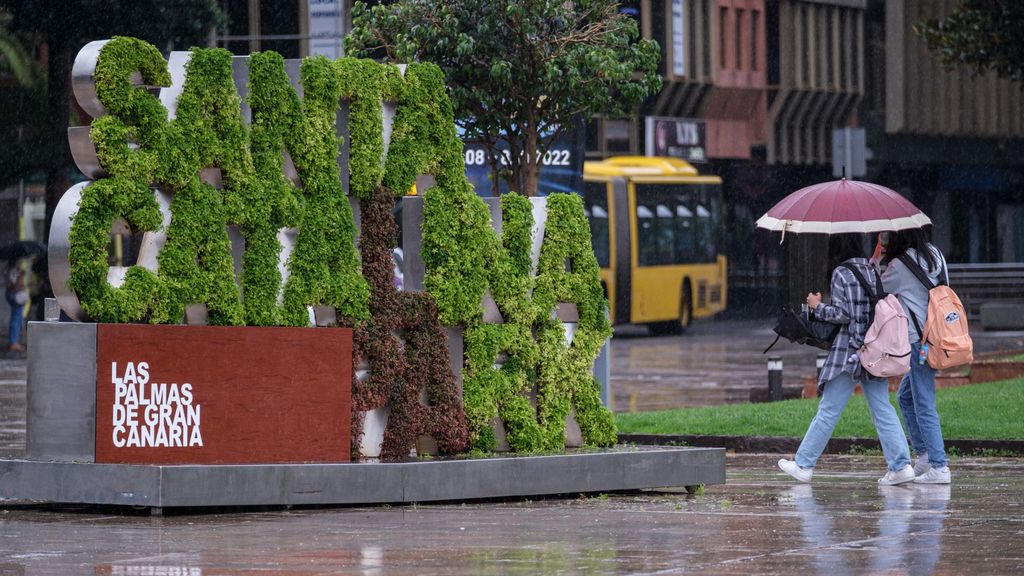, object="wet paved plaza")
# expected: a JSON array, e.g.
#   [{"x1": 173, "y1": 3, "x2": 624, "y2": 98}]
[
  {"x1": 610, "y1": 318, "x2": 1024, "y2": 412},
  {"x1": 1, "y1": 453, "x2": 1022, "y2": 574},
  {"x1": 2, "y1": 320, "x2": 1023, "y2": 574}
]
